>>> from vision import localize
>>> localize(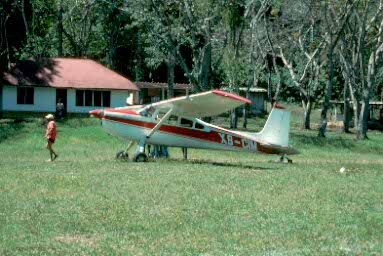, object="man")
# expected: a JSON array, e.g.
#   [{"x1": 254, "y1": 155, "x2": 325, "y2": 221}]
[
  {"x1": 56, "y1": 98, "x2": 64, "y2": 119},
  {"x1": 45, "y1": 114, "x2": 58, "y2": 161}
]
